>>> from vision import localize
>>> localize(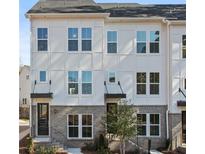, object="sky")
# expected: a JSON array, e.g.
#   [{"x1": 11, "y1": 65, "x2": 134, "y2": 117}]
[{"x1": 20, "y1": 0, "x2": 186, "y2": 65}]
